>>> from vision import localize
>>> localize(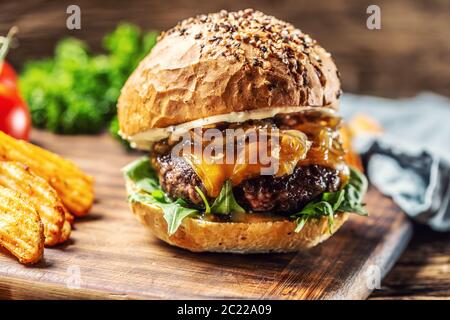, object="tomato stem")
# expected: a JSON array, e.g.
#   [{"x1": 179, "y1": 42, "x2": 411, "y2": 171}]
[{"x1": 0, "y1": 26, "x2": 18, "y2": 70}]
